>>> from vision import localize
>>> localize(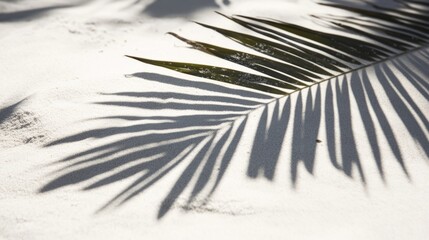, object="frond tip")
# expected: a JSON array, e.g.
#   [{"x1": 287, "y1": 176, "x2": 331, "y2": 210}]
[{"x1": 126, "y1": 55, "x2": 292, "y2": 94}]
